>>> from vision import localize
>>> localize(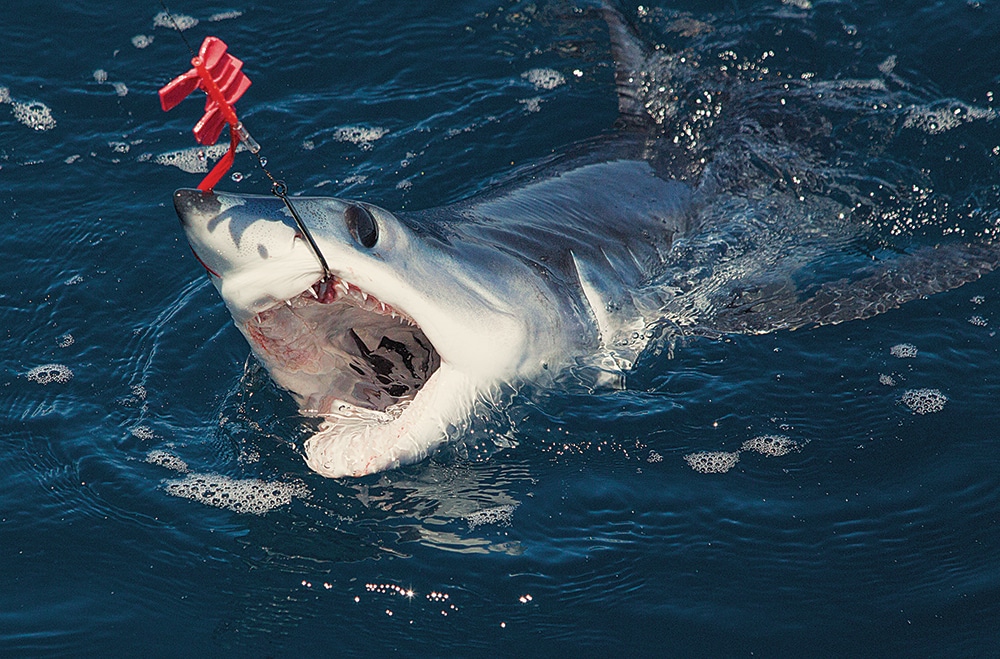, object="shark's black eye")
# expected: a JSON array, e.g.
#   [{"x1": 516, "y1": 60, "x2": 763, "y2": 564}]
[{"x1": 345, "y1": 204, "x2": 378, "y2": 249}]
